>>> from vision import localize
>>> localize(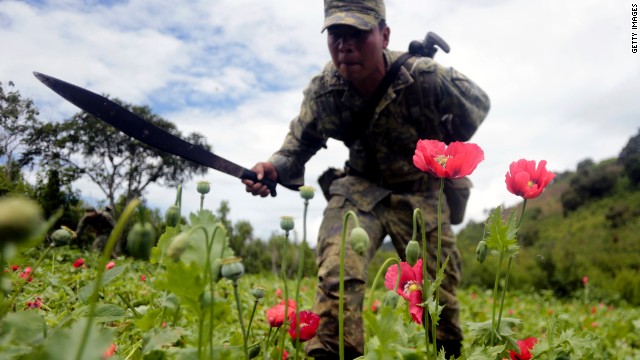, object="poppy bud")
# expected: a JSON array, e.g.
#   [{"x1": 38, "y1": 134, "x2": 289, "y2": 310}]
[
  {"x1": 196, "y1": 181, "x2": 211, "y2": 195},
  {"x1": 167, "y1": 232, "x2": 191, "y2": 261},
  {"x1": 251, "y1": 286, "x2": 266, "y2": 300},
  {"x1": 51, "y1": 227, "x2": 74, "y2": 245},
  {"x1": 280, "y1": 216, "x2": 294, "y2": 232},
  {"x1": 164, "y1": 205, "x2": 181, "y2": 227},
  {"x1": 0, "y1": 196, "x2": 45, "y2": 246},
  {"x1": 220, "y1": 257, "x2": 245, "y2": 281},
  {"x1": 382, "y1": 290, "x2": 400, "y2": 309},
  {"x1": 405, "y1": 240, "x2": 420, "y2": 266},
  {"x1": 127, "y1": 222, "x2": 156, "y2": 260},
  {"x1": 248, "y1": 343, "x2": 261, "y2": 358},
  {"x1": 199, "y1": 291, "x2": 212, "y2": 309},
  {"x1": 476, "y1": 240, "x2": 488, "y2": 263},
  {"x1": 299, "y1": 186, "x2": 315, "y2": 200},
  {"x1": 349, "y1": 227, "x2": 369, "y2": 256}
]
